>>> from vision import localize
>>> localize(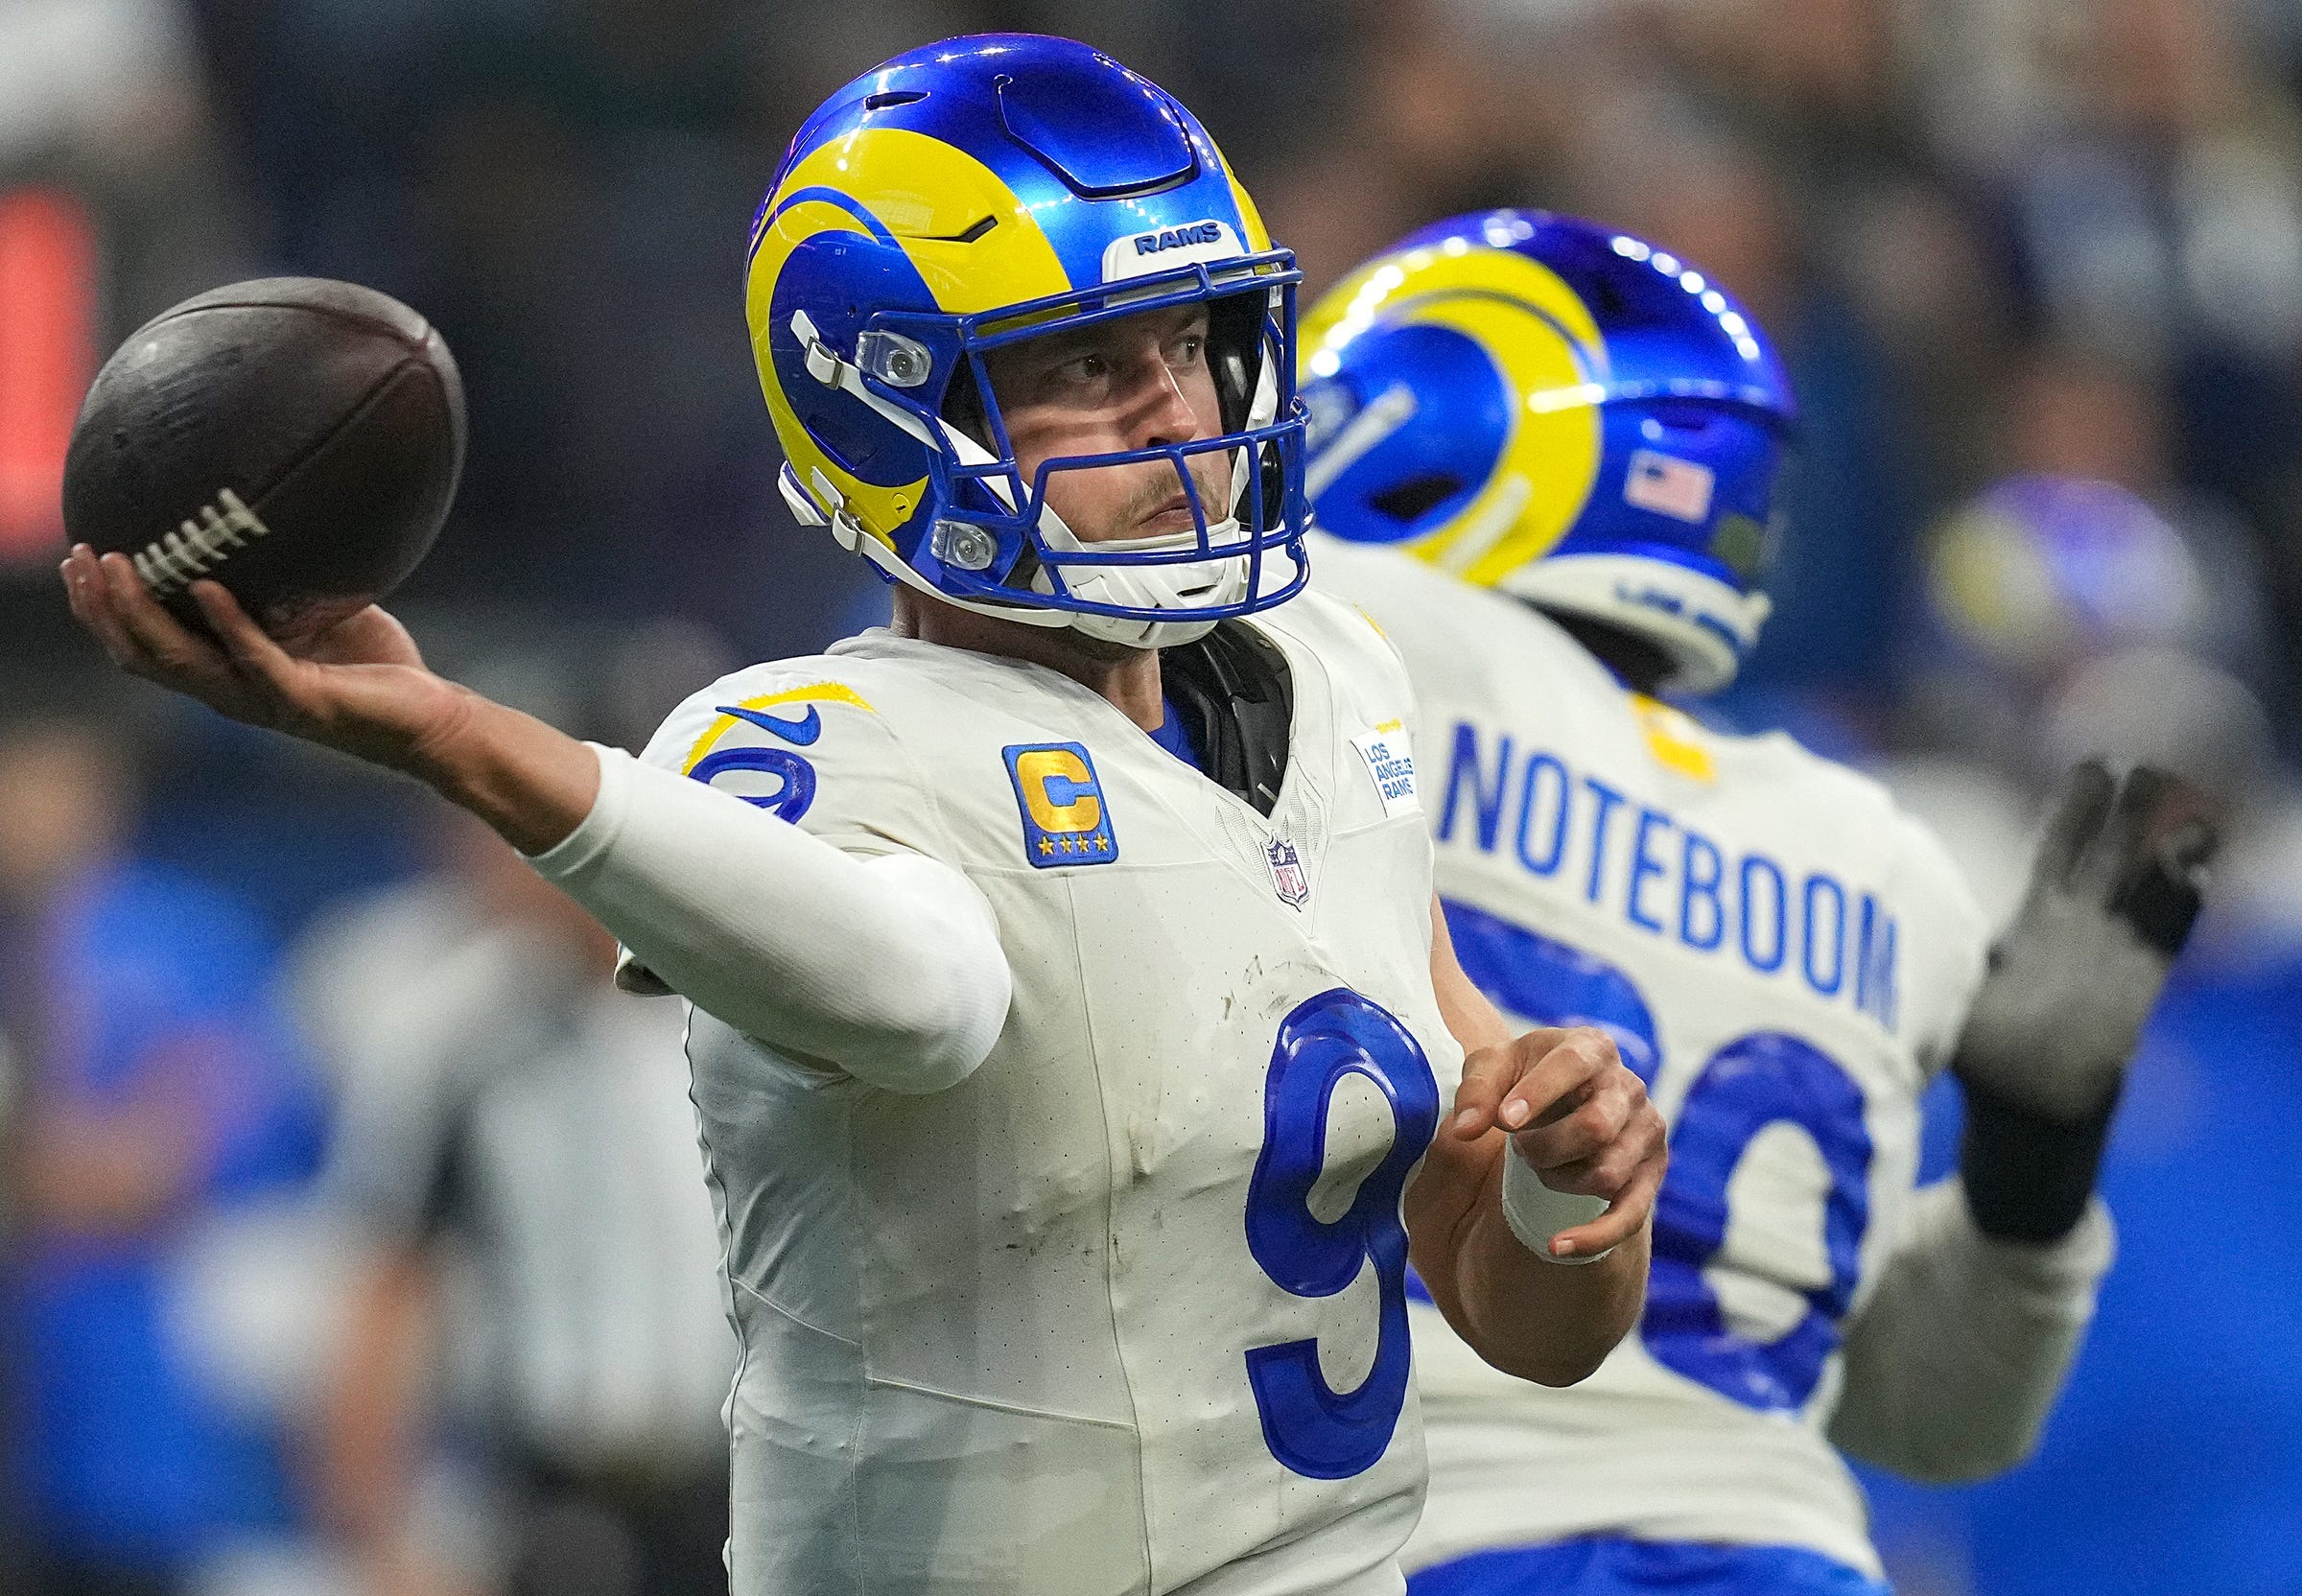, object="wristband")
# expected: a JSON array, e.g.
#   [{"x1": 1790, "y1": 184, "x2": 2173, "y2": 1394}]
[
  {"x1": 1500, "y1": 1144, "x2": 1614, "y2": 1265},
  {"x1": 1957, "y1": 1074, "x2": 2121, "y2": 1245}
]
